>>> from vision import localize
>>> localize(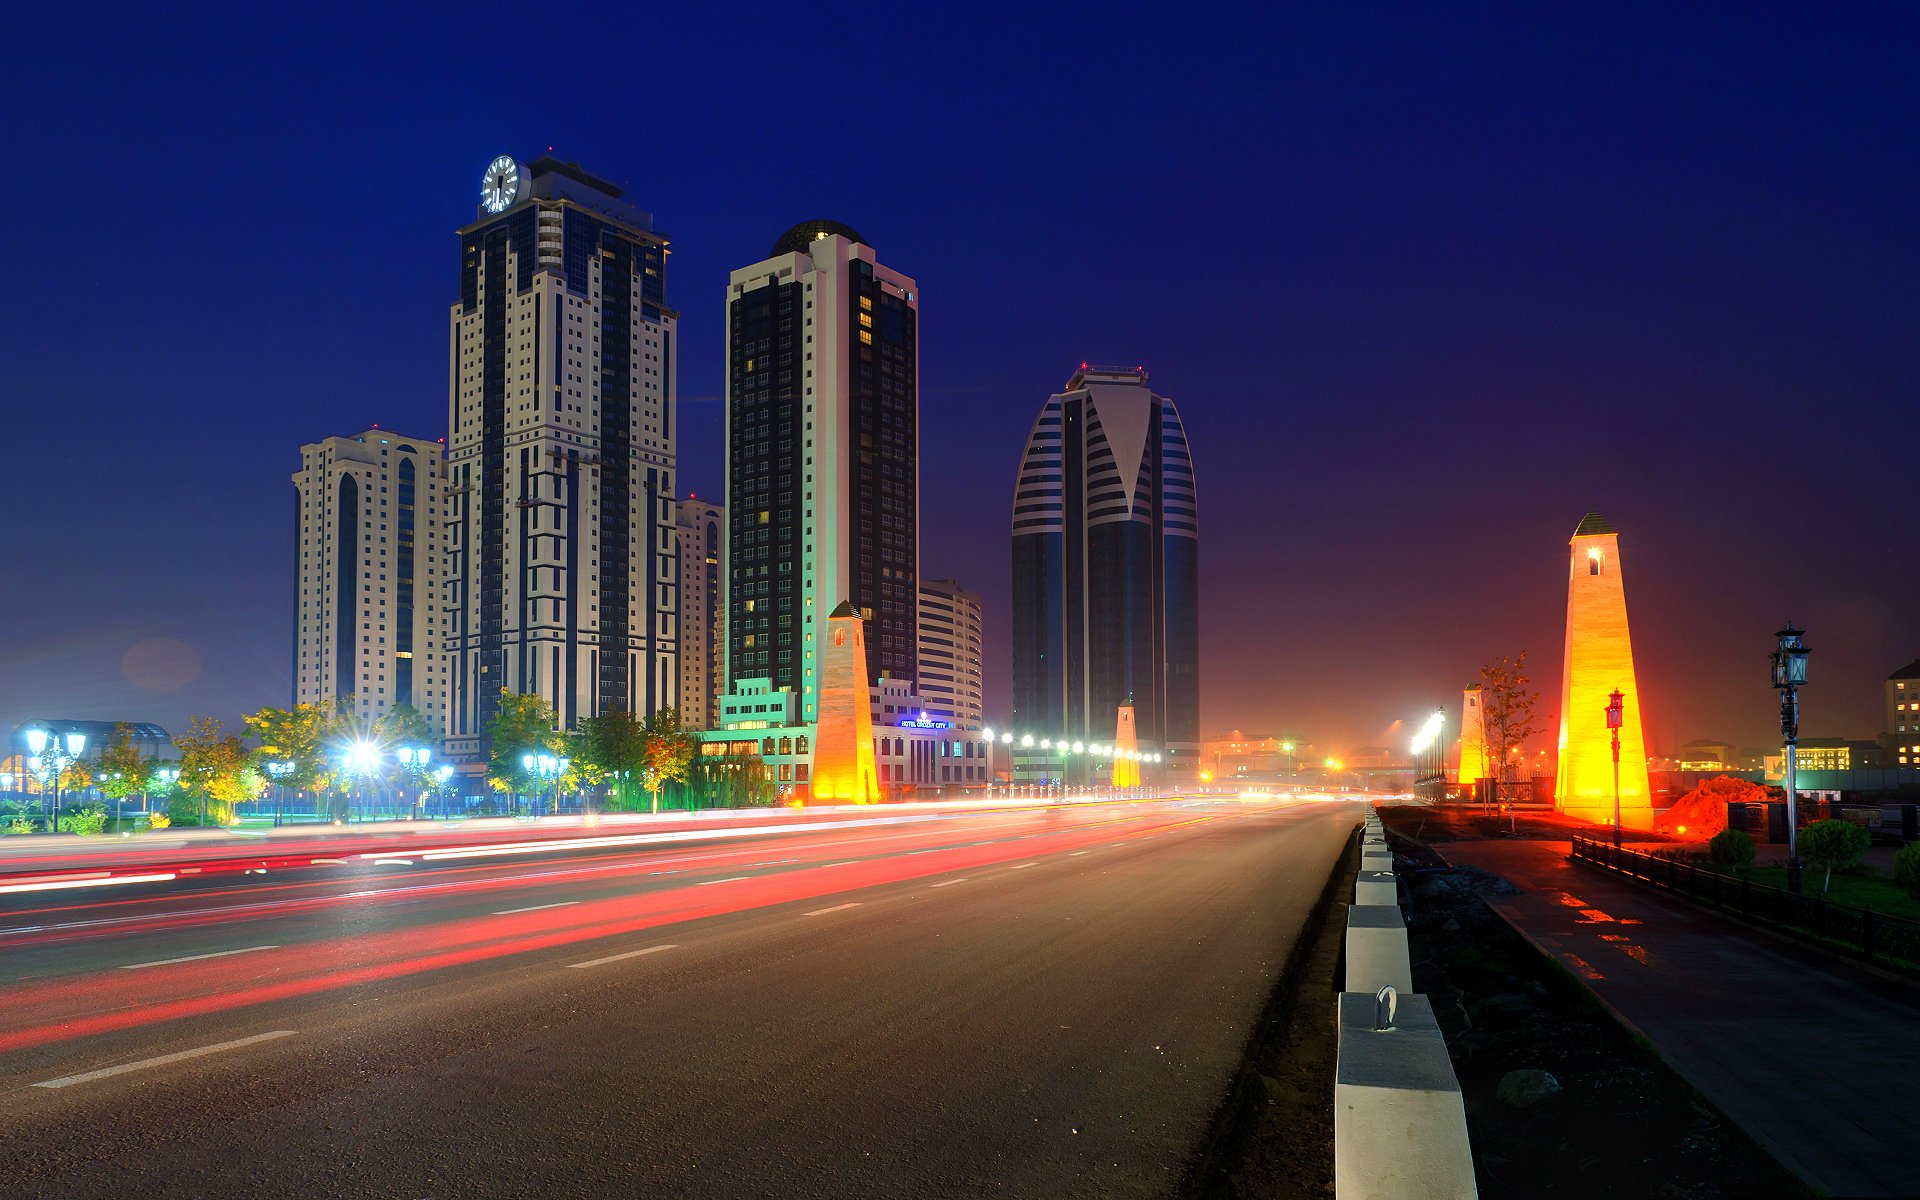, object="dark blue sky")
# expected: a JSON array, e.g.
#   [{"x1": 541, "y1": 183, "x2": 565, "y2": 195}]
[{"x1": 3, "y1": 3, "x2": 1914, "y2": 755}]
